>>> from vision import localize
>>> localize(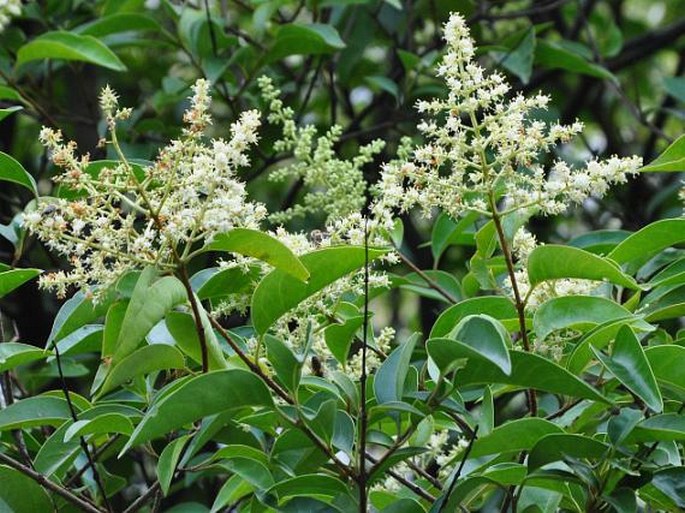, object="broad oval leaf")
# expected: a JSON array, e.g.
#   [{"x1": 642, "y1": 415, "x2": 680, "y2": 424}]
[
  {"x1": 251, "y1": 246, "x2": 387, "y2": 334},
  {"x1": 17, "y1": 31, "x2": 127, "y2": 71},
  {"x1": 527, "y1": 245, "x2": 640, "y2": 290},
  {"x1": 76, "y1": 13, "x2": 162, "y2": 37},
  {"x1": 269, "y1": 24, "x2": 346, "y2": 62},
  {"x1": 431, "y1": 296, "x2": 519, "y2": 338},
  {"x1": 592, "y1": 325, "x2": 662, "y2": 412},
  {"x1": 63, "y1": 413, "x2": 134, "y2": 442},
  {"x1": 122, "y1": 369, "x2": 272, "y2": 452},
  {"x1": 267, "y1": 474, "x2": 349, "y2": 502},
  {"x1": 158, "y1": 435, "x2": 190, "y2": 496},
  {"x1": 645, "y1": 345, "x2": 685, "y2": 397},
  {"x1": 0, "y1": 396, "x2": 74, "y2": 431},
  {"x1": 449, "y1": 315, "x2": 511, "y2": 375},
  {"x1": 528, "y1": 433, "x2": 610, "y2": 470},
  {"x1": 533, "y1": 295, "x2": 651, "y2": 341},
  {"x1": 626, "y1": 414, "x2": 685, "y2": 444},
  {"x1": 165, "y1": 310, "x2": 228, "y2": 371},
  {"x1": 0, "y1": 268, "x2": 41, "y2": 298},
  {"x1": 468, "y1": 418, "x2": 564, "y2": 459},
  {"x1": 202, "y1": 229, "x2": 309, "y2": 282},
  {"x1": 0, "y1": 152, "x2": 37, "y2": 196}
]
